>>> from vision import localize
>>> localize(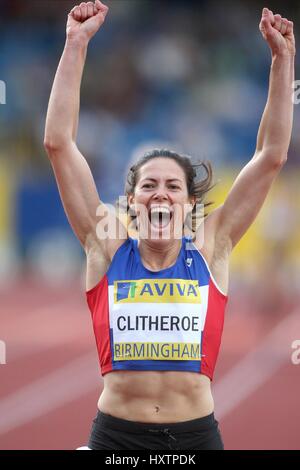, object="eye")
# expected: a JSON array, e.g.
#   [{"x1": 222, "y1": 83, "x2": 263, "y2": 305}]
[
  {"x1": 142, "y1": 183, "x2": 155, "y2": 189},
  {"x1": 168, "y1": 184, "x2": 180, "y2": 190}
]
